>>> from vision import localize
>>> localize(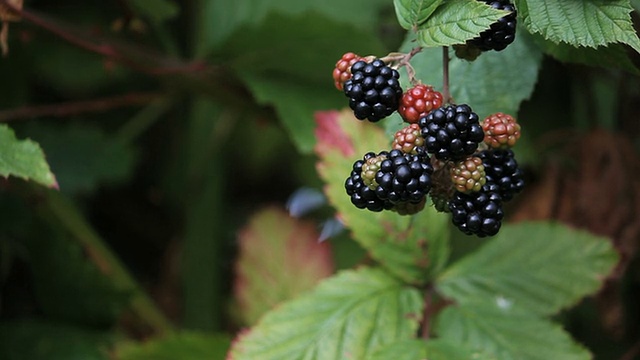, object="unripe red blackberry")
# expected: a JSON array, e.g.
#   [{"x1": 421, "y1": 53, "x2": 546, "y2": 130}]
[
  {"x1": 398, "y1": 84, "x2": 443, "y2": 124},
  {"x1": 451, "y1": 156, "x2": 487, "y2": 193},
  {"x1": 343, "y1": 59, "x2": 403, "y2": 122},
  {"x1": 449, "y1": 182, "x2": 504, "y2": 237},
  {"x1": 345, "y1": 152, "x2": 394, "y2": 212},
  {"x1": 333, "y1": 52, "x2": 363, "y2": 91},
  {"x1": 418, "y1": 104, "x2": 485, "y2": 161},
  {"x1": 373, "y1": 149, "x2": 433, "y2": 205},
  {"x1": 482, "y1": 112, "x2": 521, "y2": 149},
  {"x1": 478, "y1": 149, "x2": 524, "y2": 201},
  {"x1": 392, "y1": 123, "x2": 425, "y2": 155}
]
